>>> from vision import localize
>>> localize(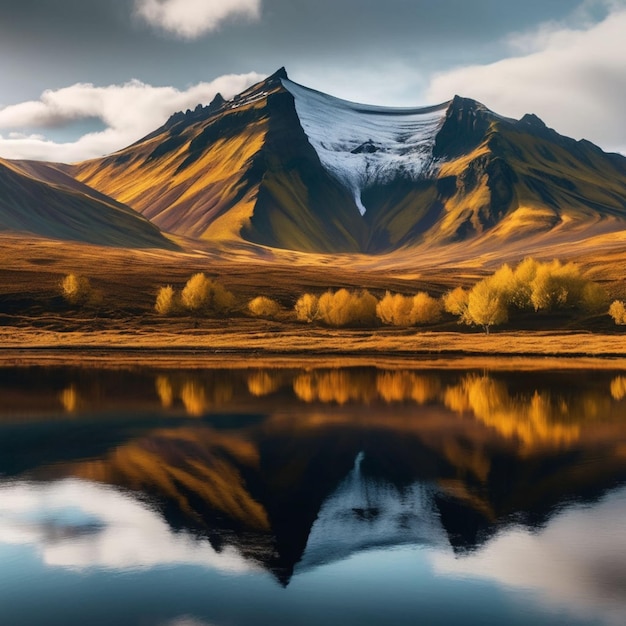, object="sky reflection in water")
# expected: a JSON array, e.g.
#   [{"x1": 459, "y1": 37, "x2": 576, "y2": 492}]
[{"x1": 0, "y1": 365, "x2": 625, "y2": 626}]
